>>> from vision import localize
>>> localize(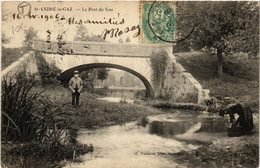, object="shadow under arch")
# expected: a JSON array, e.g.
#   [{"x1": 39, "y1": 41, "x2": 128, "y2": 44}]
[{"x1": 58, "y1": 63, "x2": 154, "y2": 98}]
